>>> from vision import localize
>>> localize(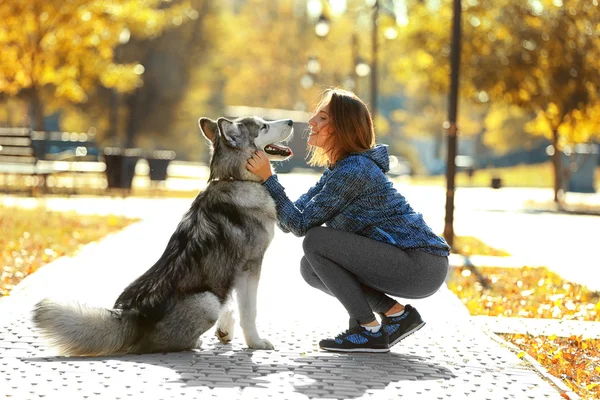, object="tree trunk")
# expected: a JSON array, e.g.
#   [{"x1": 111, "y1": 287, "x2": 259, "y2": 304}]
[
  {"x1": 108, "y1": 90, "x2": 120, "y2": 144},
  {"x1": 29, "y1": 90, "x2": 45, "y2": 131},
  {"x1": 5, "y1": 100, "x2": 16, "y2": 126},
  {"x1": 124, "y1": 91, "x2": 139, "y2": 149},
  {"x1": 551, "y1": 128, "x2": 563, "y2": 204},
  {"x1": 443, "y1": 0, "x2": 462, "y2": 249},
  {"x1": 434, "y1": 129, "x2": 444, "y2": 159}
]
